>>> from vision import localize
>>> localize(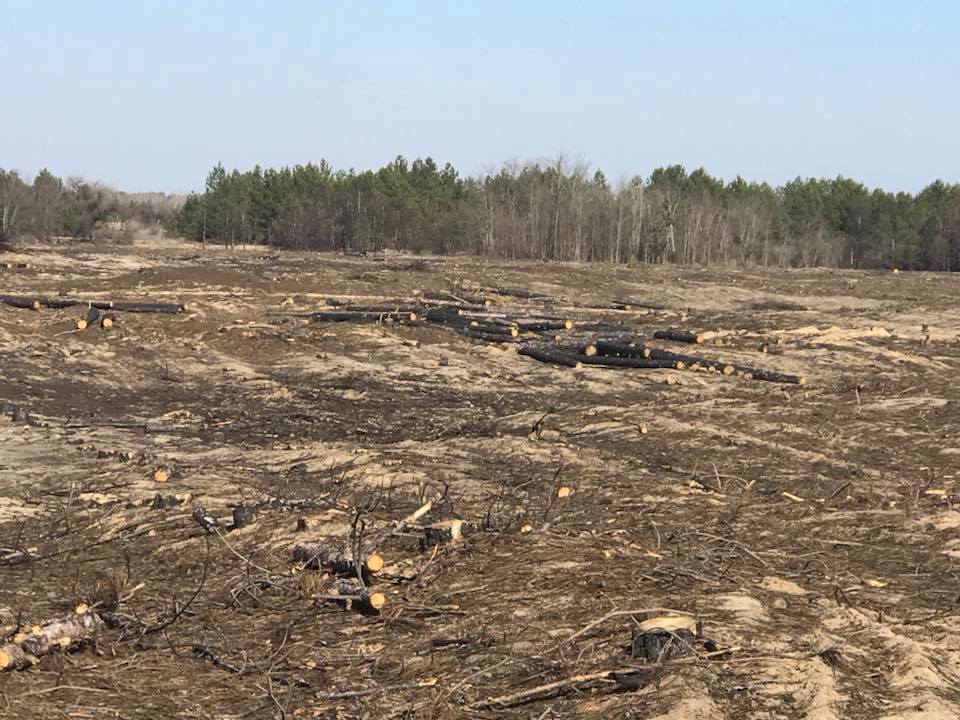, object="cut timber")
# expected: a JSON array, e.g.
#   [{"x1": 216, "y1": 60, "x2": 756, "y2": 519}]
[
  {"x1": 322, "y1": 303, "x2": 422, "y2": 316},
  {"x1": 101, "y1": 315, "x2": 115, "y2": 329},
  {"x1": 461, "y1": 328, "x2": 519, "y2": 343},
  {"x1": 0, "y1": 295, "x2": 182, "y2": 314},
  {"x1": 311, "y1": 310, "x2": 418, "y2": 324},
  {"x1": 630, "y1": 615, "x2": 699, "y2": 662},
  {"x1": 153, "y1": 464, "x2": 173, "y2": 483},
  {"x1": 331, "y1": 578, "x2": 386, "y2": 612},
  {"x1": 575, "y1": 354, "x2": 681, "y2": 370},
  {"x1": 732, "y1": 365, "x2": 807, "y2": 385},
  {"x1": 109, "y1": 302, "x2": 184, "y2": 314},
  {"x1": 76, "y1": 306, "x2": 99, "y2": 330},
  {"x1": 593, "y1": 340, "x2": 650, "y2": 358},
  {"x1": 0, "y1": 295, "x2": 41, "y2": 310},
  {"x1": 653, "y1": 329, "x2": 704, "y2": 344},
  {"x1": 292, "y1": 544, "x2": 384, "y2": 576},
  {"x1": 0, "y1": 609, "x2": 104, "y2": 671},
  {"x1": 518, "y1": 345, "x2": 582, "y2": 368}
]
